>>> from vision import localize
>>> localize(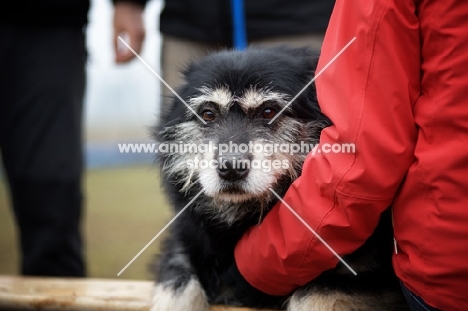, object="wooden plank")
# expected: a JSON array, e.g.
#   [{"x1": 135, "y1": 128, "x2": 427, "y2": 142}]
[{"x1": 0, "y1": 276, "x2": 275, "y2": 311}]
